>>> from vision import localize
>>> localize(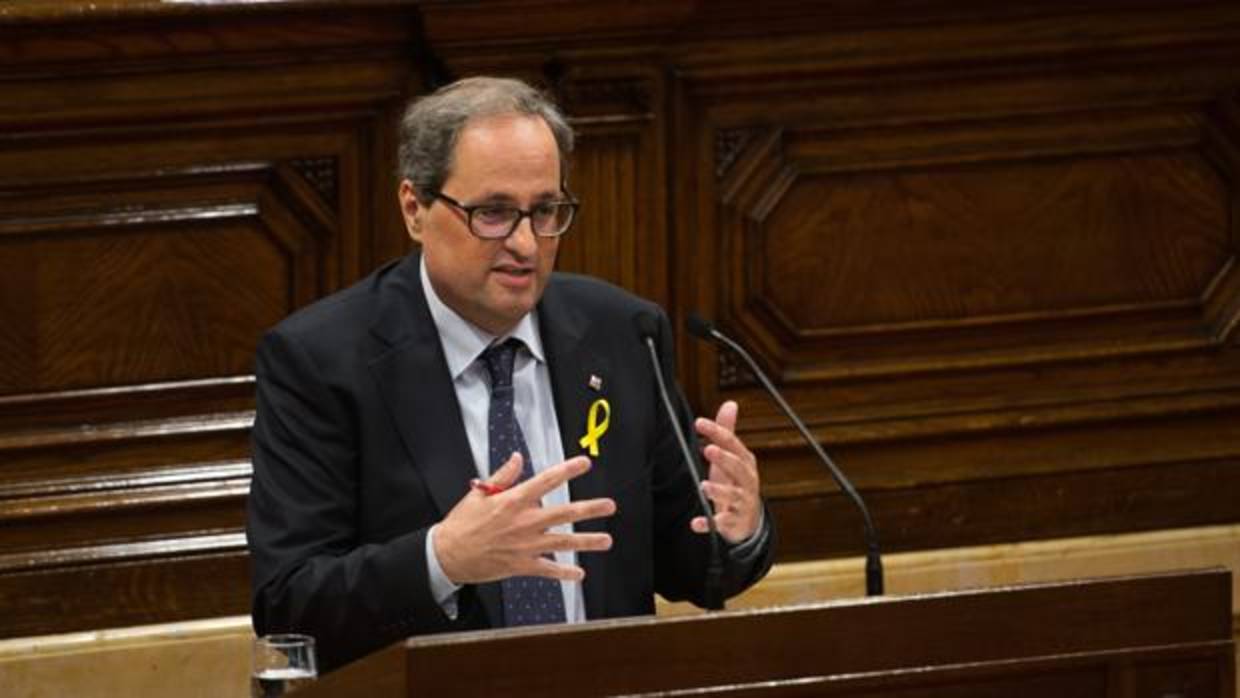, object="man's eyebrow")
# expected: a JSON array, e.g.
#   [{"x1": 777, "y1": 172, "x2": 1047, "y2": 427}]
[
  {"x1": 463, "y1": 192, "x2": 515, "y2": 205},
  {"x1": 540, "y1": 186, "x2": 576, "y2": 200},
  {"x1": 471, "y1": 190, "x2": 564, "y2": 205}
]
